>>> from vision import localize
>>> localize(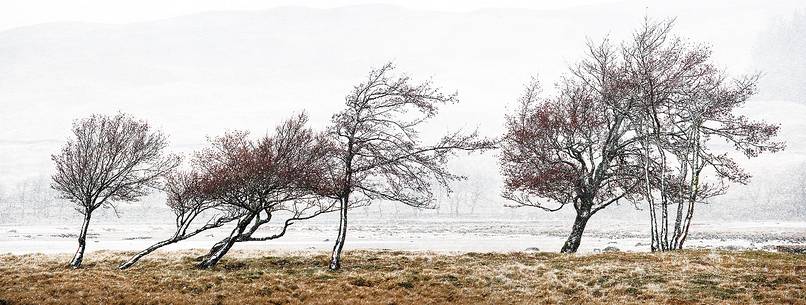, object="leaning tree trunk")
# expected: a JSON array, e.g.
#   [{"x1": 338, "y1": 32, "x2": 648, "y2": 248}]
[
  {"x1": 69, "y1": 211, "x2": 93, "y2": 268},
  {"x1": 329, "y1": 197, "x2": 349, "y2": 270},
  {"x1": 198, "y1": 238, "x2": 229, "y2": 262},
  {"x1": 560, "y1": 209, "x2": 591, "y2": 253},
  {"x1": 198, "y1": 213, "x2": 255, "y2": 269},
  {"x1": 119, "y1": 238, "x2": 176, "y2": 270}
]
